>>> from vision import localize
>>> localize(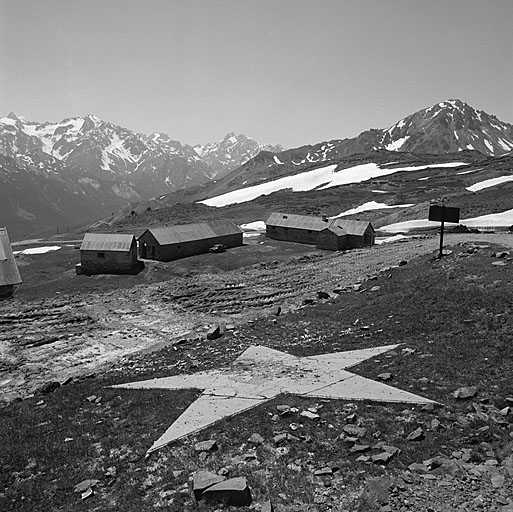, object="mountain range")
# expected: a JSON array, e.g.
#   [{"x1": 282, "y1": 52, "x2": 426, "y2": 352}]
[
  {"x1": 0, "y1": 113, "x2": 281, "y2": 238},
  {"x1": 1, "y1": 99, "x2": 513, "y2": 239},
  {"x1": 119, "y1": 99, "x2": 513, "y2": 211}
]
